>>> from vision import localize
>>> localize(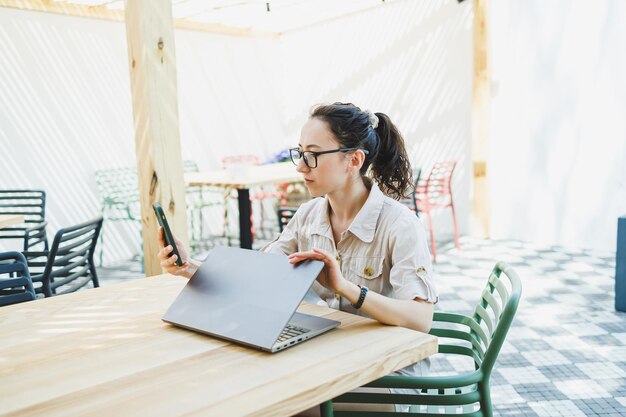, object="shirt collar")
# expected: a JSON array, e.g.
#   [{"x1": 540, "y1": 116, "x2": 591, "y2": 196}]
[{"x1": 311, "y1": 182, "x2": 385, "y2": 243}]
